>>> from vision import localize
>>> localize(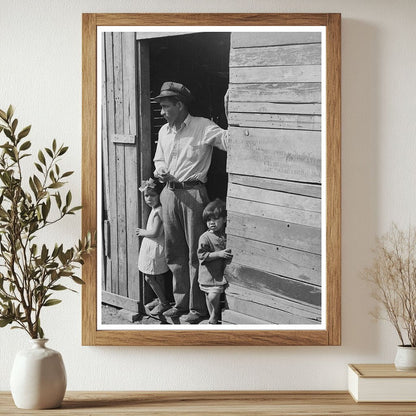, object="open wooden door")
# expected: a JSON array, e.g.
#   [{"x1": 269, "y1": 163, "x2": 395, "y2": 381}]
[
  {"x1": 101, "y1": 32, "x2": 142, "y2": 313},
  {"x1": 224, "y1": 32, "x2": 323, "y2": 325}
]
